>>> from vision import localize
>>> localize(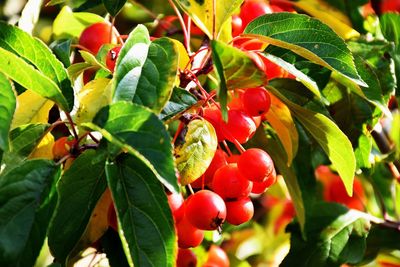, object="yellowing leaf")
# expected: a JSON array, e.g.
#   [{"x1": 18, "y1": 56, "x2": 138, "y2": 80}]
[
  {"x1": 75, "y1": 78, "x2": 112, "y2": 126},
  {"x1": 293, "y1": 0, "x2": 359, "y2": 40},
  {"x1": 68, "y1": 189, "x2": 112, "y2": 265},
  {"x1": 175, "y1": 119, "x2": 218, "y2": 185},
  {"x1": 171, "y1": 39, "x2": 190, "y2": 71},
  {"x1": 53, "y1": 6, "x2": 104, "y2": 39},
  {"x1": 173, "y1": 0, "x2": 243, "y2": 41},
  {"x1": 264, "y1": 94, "x2": 298, "y2": 165},
  {"x1": 12, "y1": 90, "x2": 54, "y2": 129},
  {"x1": 29, "y1": 132, "x2": 55, "y2": 160}
]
